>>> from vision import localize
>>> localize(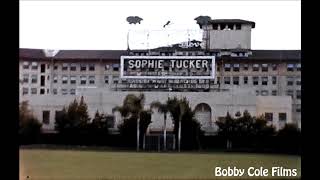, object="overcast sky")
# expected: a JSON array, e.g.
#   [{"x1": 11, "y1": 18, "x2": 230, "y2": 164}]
[{"x1": 20, "y1": 1, "x2": 301, "y2": 50}]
